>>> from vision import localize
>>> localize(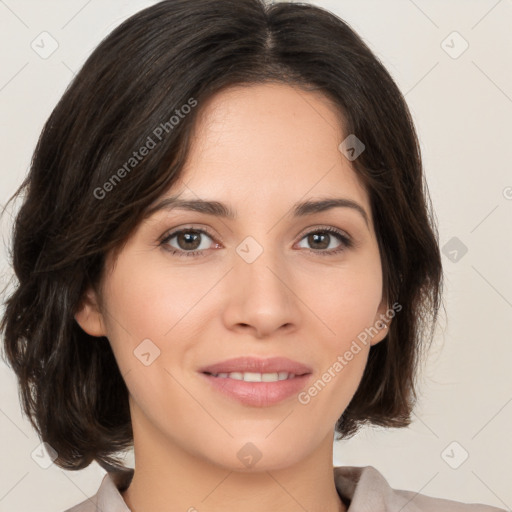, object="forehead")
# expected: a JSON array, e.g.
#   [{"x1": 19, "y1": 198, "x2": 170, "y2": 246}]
[{"x1": 166, "y1": 82, "x2": 370, "y2": 215}]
